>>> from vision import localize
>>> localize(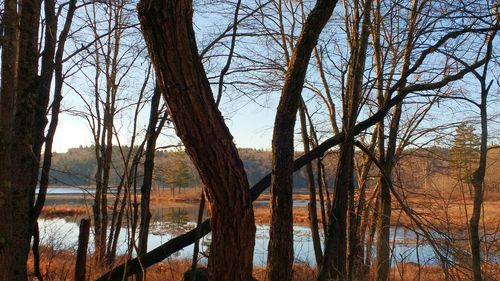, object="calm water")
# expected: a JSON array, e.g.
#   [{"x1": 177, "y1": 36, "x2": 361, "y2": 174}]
[
  {"x1": 38, "y1": 187, "x2": 499, "y2": 266},
  {"x1": 39, "y1": 218, "x2": 443, "y2": 266}
]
